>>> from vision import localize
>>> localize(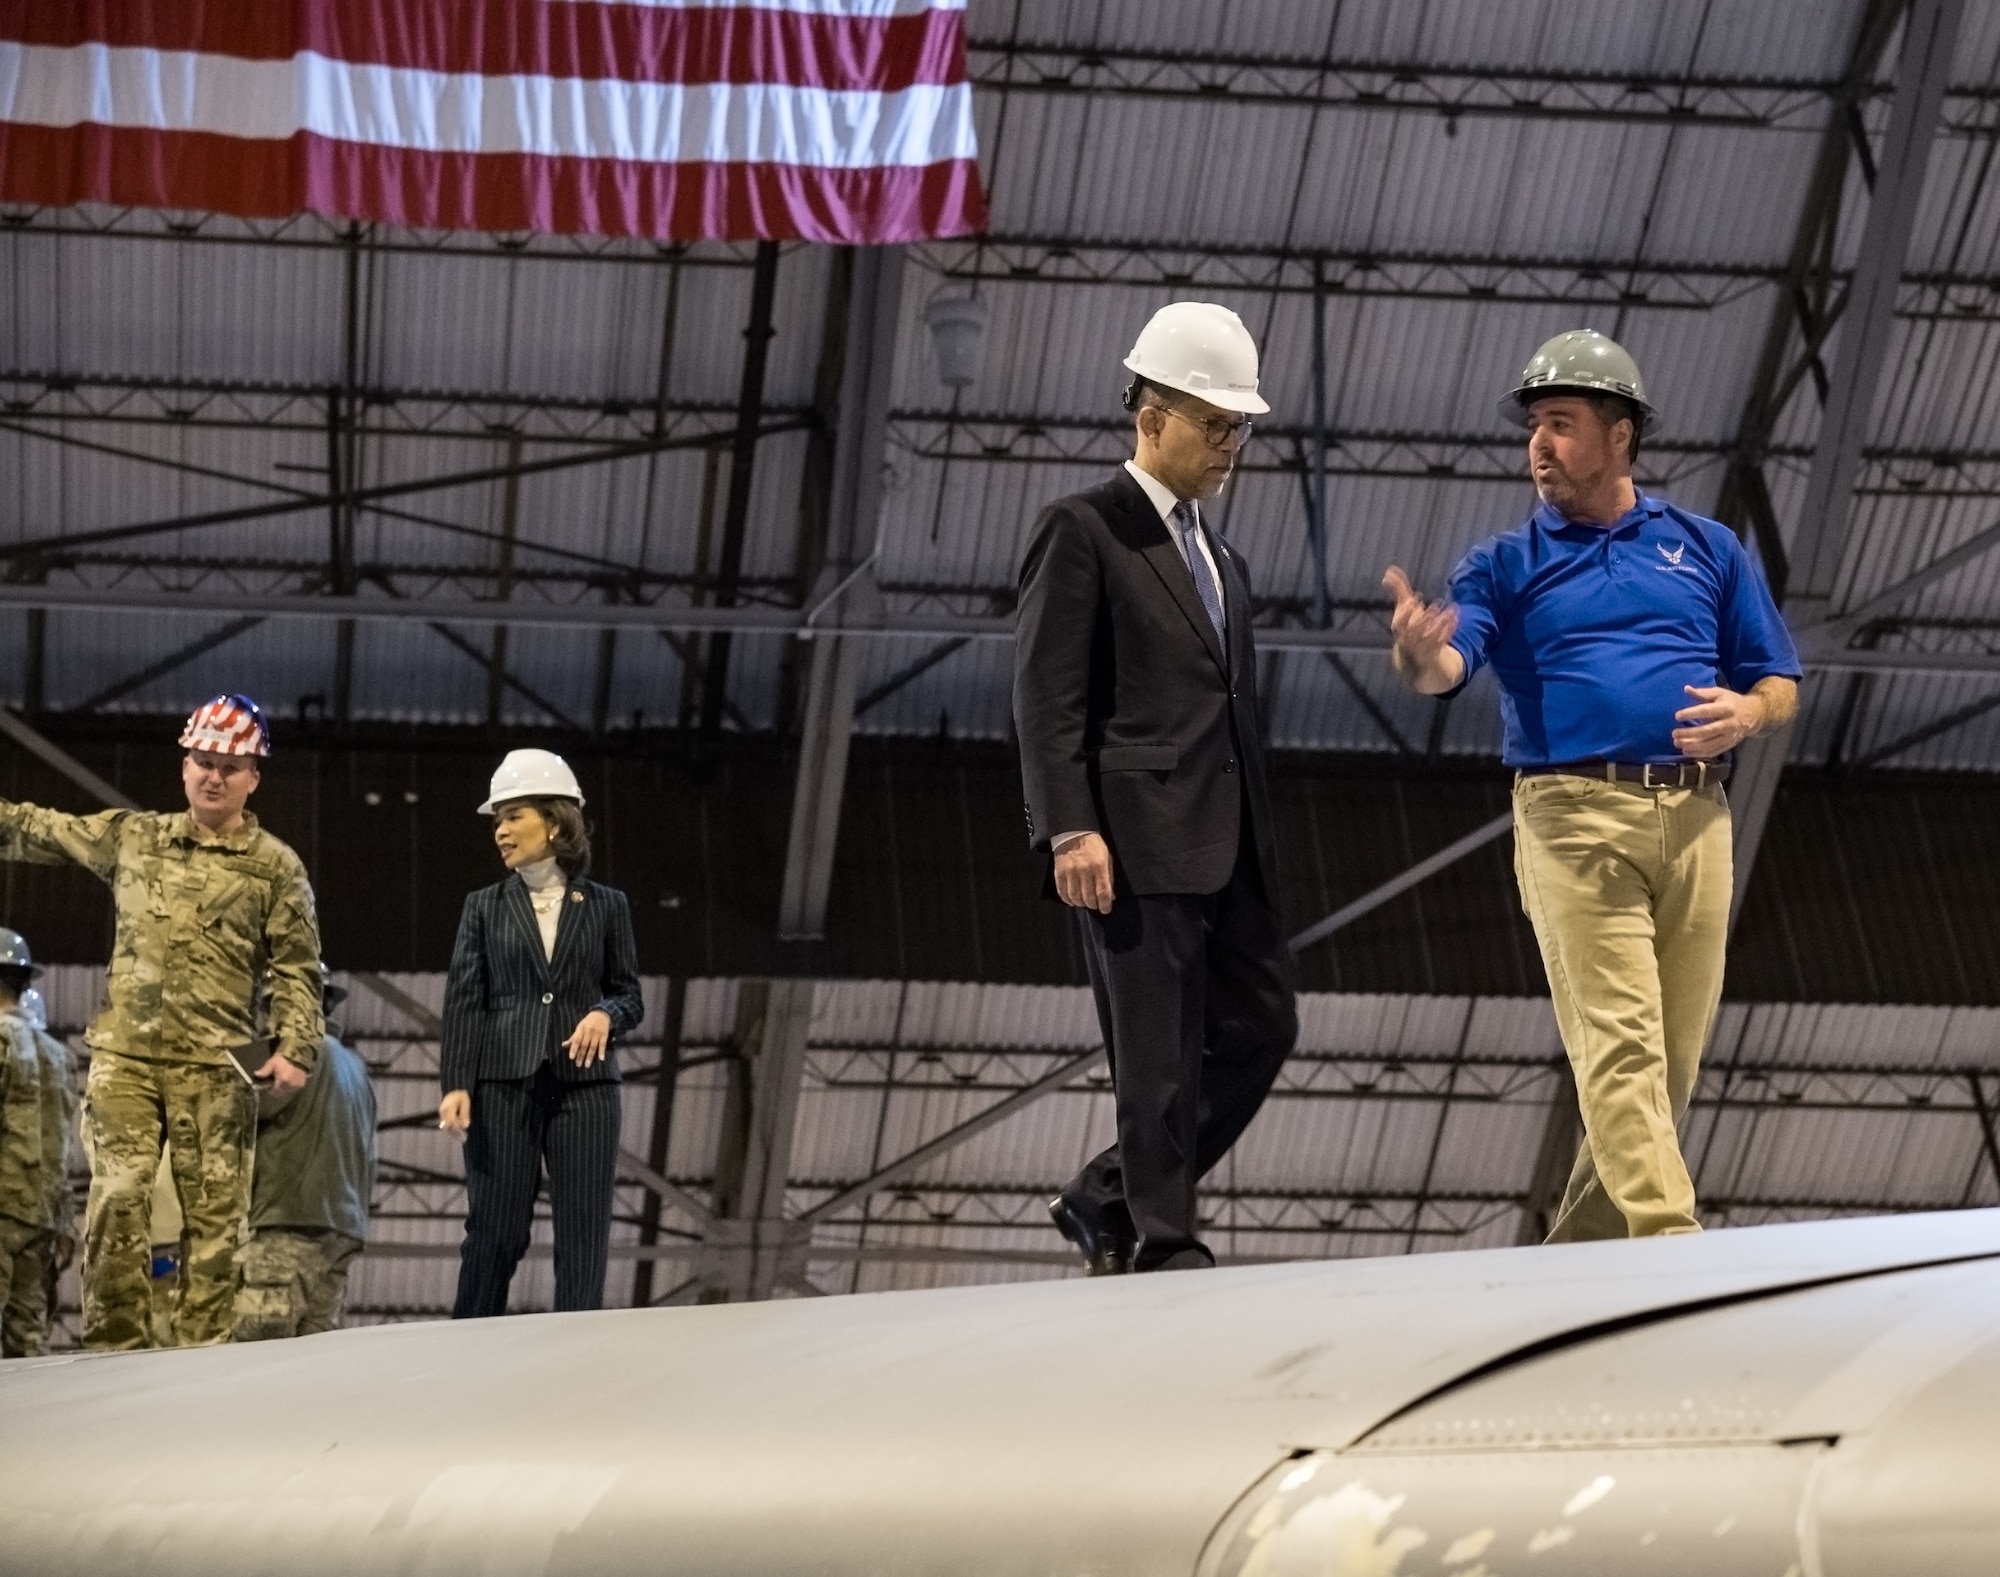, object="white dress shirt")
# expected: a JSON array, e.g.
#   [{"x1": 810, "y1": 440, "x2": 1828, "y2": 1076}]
[
  {"x1": 1053, "y1": 463, "x2": 1226, "y2": 854},
  {"x1": 1123, "y1": 460, "x2": 1227, "y2": 627}
]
